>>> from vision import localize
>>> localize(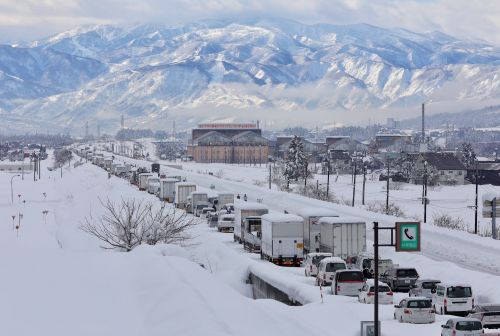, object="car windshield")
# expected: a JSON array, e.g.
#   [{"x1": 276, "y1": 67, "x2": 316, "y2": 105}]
[
  {"x1": 337, "y1": 271, "x2": 364, "y2": 282},
  {"x1": 312, "y1": 255, "x2": 329, "y2": 265},
  {"x1": 447, "y1": 286, "x2": 472, "y2": 298},
  {"x1": 408, "y1": 300, "x2": 432, "y2": 308},
  {"x1": 455, "y1": 321, "x2": 482, "y2": 331},
  {"x1": 396, "y1": 269, "x2": 418, "y2": 277},
  {"x1": 422, "y1": 282, "x2": 439, "y2": 290},
  {"x1": 362, "y1": 258, "x2": 372, "y2": 269},
  {"x1": 326, "y1": 263, "x2": 346, "y2": 273},
  {"x1": 370, "y1": 286, "x2": 391, "y2": 293}
]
